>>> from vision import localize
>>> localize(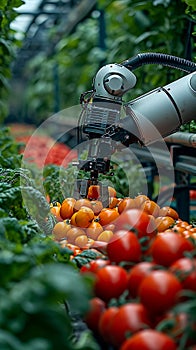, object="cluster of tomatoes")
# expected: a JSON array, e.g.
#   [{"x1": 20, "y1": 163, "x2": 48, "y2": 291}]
[
  {"x1": 16, "y1": 134, "x2": 77, "y2": 168},
  {"x1": 50, "y1": 185, "x2": 196, "y2": 350},
  {"x1": 81, "y1": 232, "x2": 195, "y2": 349},
  {"x1": 51, "y1": 185, "x2": 196, "y2": 254}
]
